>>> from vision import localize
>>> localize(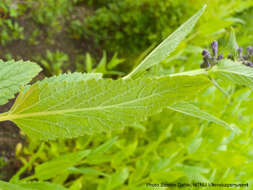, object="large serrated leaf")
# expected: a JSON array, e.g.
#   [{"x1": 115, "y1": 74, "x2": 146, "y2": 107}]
[
  {"x1": 124, "y1": 5, "x2": 206, "y2": 79},
  {"x1": 0, "y1": 60, "x2": 41, "y2": 105},
  {"x1": 1, "y1": 75, "x2": 210, "y2": 140}
]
